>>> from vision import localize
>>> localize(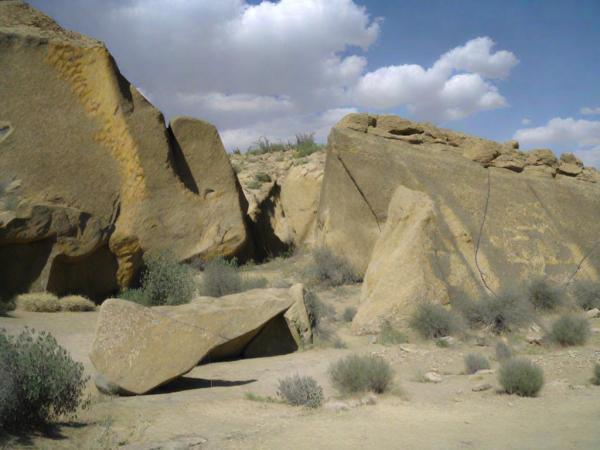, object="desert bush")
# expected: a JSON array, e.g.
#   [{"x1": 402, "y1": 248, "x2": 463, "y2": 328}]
[
  {"x1": 571, "y1": 280, "x2": 600, "y2": 311},
  {"x1": 294, "y1": 132, "x2": 321, "y2": 158},
  {"x1": 247, "y1": 180, "x2": 262, "y2": 190},
  {"x1": 498, "y1": 358, "x2": 544, "y2": 397},
  {"x1": 241, "y1": 276, "x2": 268, "y2": 291},
  {"x1": 378, "y1": 320, "x2": 408, "y2": 345},
  {"x1": 120, "y1": 288, "x2": 147, "y2": 304},
  {"x1": 459, "y1": 290, "x2": 532, "y2": 334},
  {"x1": 342, "y1": 307, "x2": 357, "y2": 323},
  {"x1": 0, "y1": 298, "x2": 15, "y2": 316},
  {"x1": 329, "y1": 354, "x2": 394, "y2": 395},
  {"x1": 59, "y1": 295, "x2": 96, "y2": 312},
  {"x1": 464, "y1": 353, "x2": 491, "y2": 374},
  {"x1": 306, "y1": 247, "x2": 360, "y2": 287},
  {"x1": 527, "y1": 277, "x2": 563, "y2": 311},
  {"x1": 0, "y1": 328, "x2": 89, "y2": 431},
  {"x1": 137, "y1": 252, "x2": 196, "y2": 306},
  {"x1": 200, "y1": 256, "x2": 241, "y2": 297},
  {"x1": 547, "y1": 314, "x2": 590, "y2": 346},
  {"x1": 410, "y1": 303, "x2": 460, "y2": 339},
  {"x1": 495, "y1": 341, "x2": 513, "y2": 362},
  {"x1": 276, "y1": 374, "x2": 323, "y2": 408},
  {"x1": 16, "y1": 292, "x2": 61, "y2": 312},
  {"x1": 592, "y1": 363, "x2": 600, "y2": 386},
  {"x1": 254, "y1": 171, "x2": 272, "y2": 183},
  {"x1": 247, "y1": 137, "x2": 289, "y2": 155}
]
